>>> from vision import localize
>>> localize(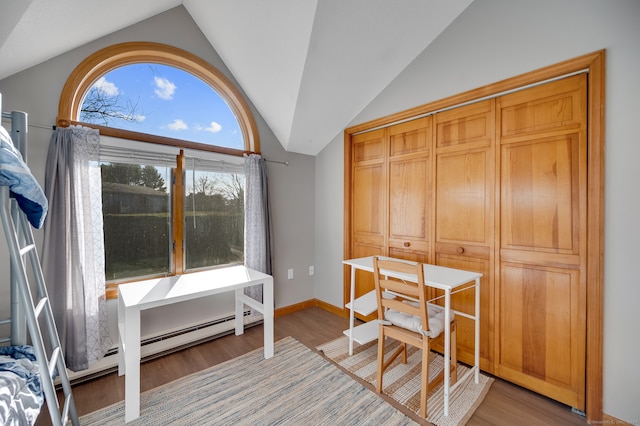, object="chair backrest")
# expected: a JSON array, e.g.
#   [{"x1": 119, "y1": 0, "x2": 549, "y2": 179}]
[{"x1": 373, "y1": 256, "x2": 430, "y2": 334}]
